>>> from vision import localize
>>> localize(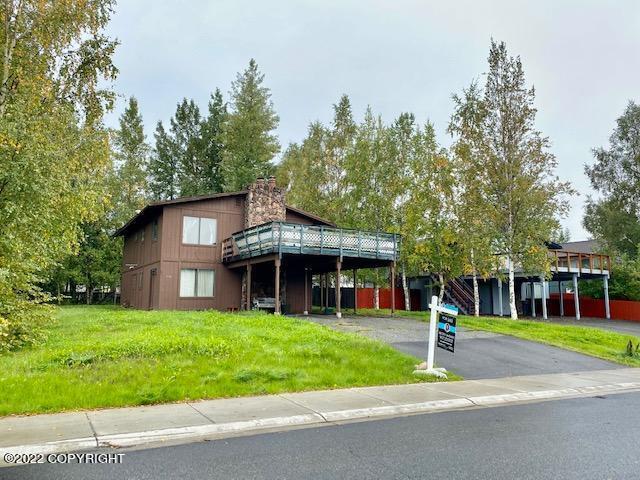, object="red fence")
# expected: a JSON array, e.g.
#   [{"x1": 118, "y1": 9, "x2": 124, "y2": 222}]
[
  {"x1": 356, "y1": 288, "x2": 421, "y2": 311},
  {"x1": 548, "y1": 293, "x2": 640, "y2": 322}
]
